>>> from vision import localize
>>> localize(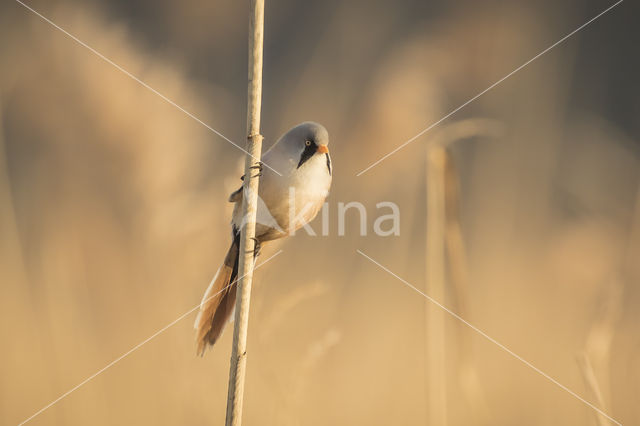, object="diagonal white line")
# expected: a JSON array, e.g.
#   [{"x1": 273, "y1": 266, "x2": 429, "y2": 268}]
[
  {"x1": 17, "y1": 249, "x2": 284, "y2": 426},
  {"x1": 356, "y1": 0, "x2": 624, "y2": 176},
  {"x1": 13, "y1": 0, "x2": 282, "y2": 176},
  {"x1": 356, "y1": 249, "x2": 623, "y2": 425}
]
